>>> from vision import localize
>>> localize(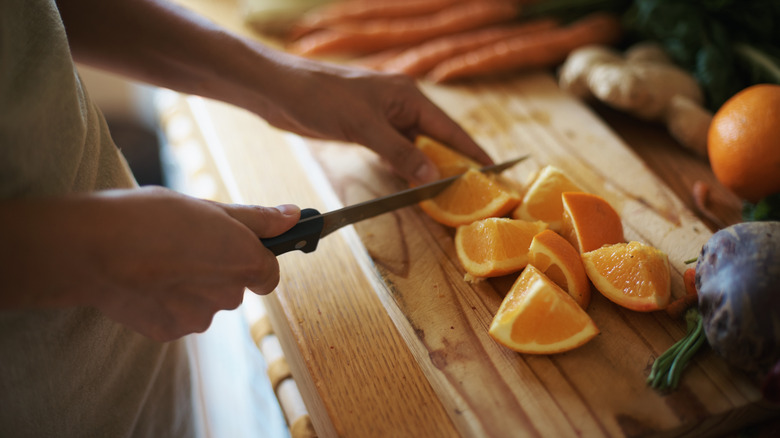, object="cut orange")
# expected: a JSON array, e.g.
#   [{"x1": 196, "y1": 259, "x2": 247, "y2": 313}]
[
  {"x1": 414, "y1": 135, "x2": 519, "y2": 227},
  {"x1": 528, "y1": 229, "x2": 591, "y2": 309},
  {"x1": 489, "y1": 265, "x2": 599, "y2": 354},
  {"x1": 512, "y1": 165, "x2": 584, "y2": 232},
  {"x1": 415, "y1": 135, "x2": 479, "y2": 178},
  {"x1": 455, "y1": 218, "x2": 548, "y2": 278},
  {"x1": 560, "y1": 191, "x2": 624, "y2": 253},
  {"x1": 419, "y1": 168, "x2": 521, "y2": 227},
  {"x1": 581, "y1": 241, "x2": 671, "y2": 312}
]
